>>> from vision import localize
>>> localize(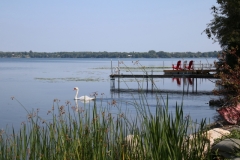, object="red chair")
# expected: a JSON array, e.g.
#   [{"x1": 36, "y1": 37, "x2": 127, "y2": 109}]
[
  {"x1": 172, "y1": 60, "x2": 182, "y2": 70},
  {"x1": 185, "y1": 60, "x2": 194, "y2": 70}
]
